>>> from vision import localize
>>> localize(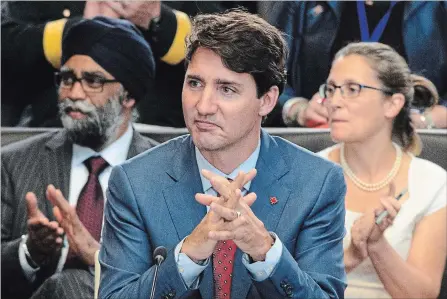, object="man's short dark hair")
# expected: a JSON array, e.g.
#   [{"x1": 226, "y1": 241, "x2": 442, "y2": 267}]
[{"x1": 185, "y1": 9, "x2": 288, "y2": 98}]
